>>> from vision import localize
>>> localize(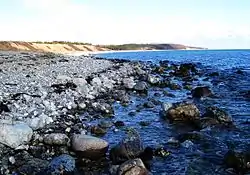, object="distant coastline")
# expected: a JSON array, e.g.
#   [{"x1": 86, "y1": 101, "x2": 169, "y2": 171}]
[{"x1": 0, "y1": 41, "x2": 206, "y2": 54}]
